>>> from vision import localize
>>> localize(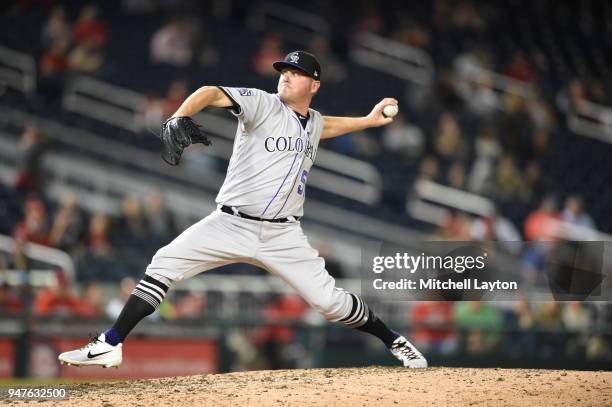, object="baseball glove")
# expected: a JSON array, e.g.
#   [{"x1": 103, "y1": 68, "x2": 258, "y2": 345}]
[{"x1": 157, "y1": 116, "x2": 212, "y2": 166}]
